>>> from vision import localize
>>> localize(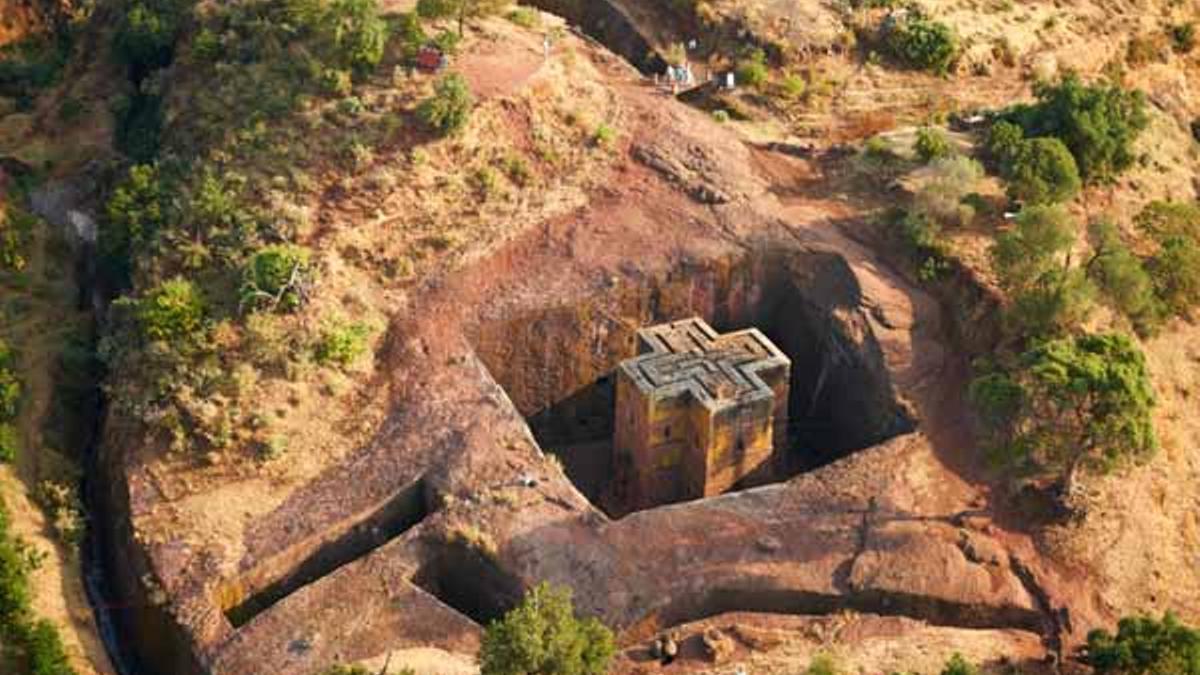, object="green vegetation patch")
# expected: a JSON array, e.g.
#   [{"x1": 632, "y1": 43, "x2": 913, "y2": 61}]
[{"x1": 480, "y1": 582, "x2": 615, "y2": 675}]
